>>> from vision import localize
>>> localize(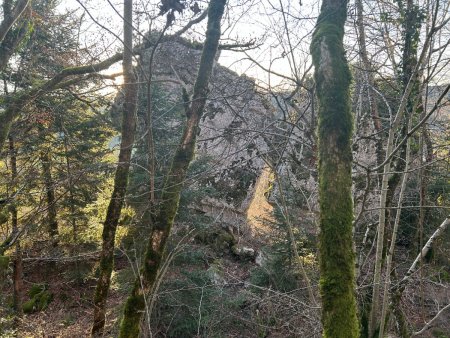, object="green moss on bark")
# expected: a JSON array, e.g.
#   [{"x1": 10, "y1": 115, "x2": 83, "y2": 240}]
[
  {"x1": 118, "y1": 292, "x2": 145, "y2": 338},
  {"x1": 91, "y1": 1, "x2": 138, "y2": 335},
  {"x1": 311, "y1": 0, "x2": 359, "y2": 337},
  {"x1": 118, "y1": 0, "x2": 226, "y2": 335},
  {"x1": 0, "y1": 255, "x2": 9, "y2": 275}
]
